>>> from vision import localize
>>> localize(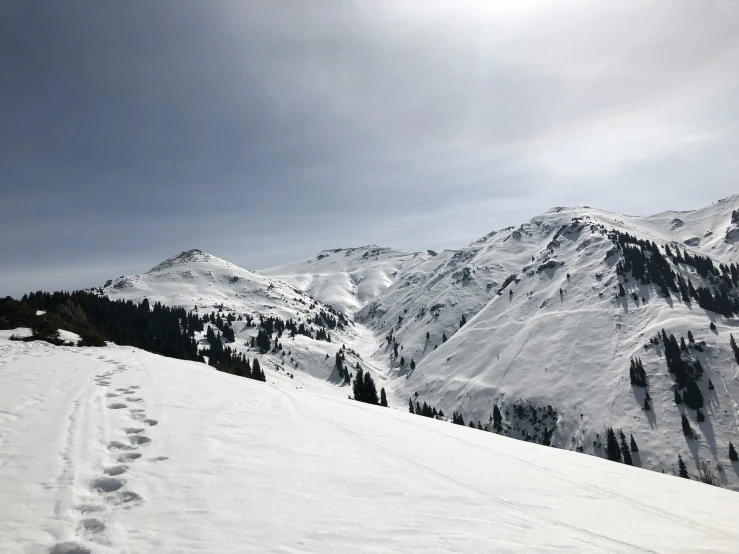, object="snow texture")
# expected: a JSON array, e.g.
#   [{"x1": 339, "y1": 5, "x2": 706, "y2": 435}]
[{"x1": 2, "y1": 337, "x2": 739, "y2": 553}]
